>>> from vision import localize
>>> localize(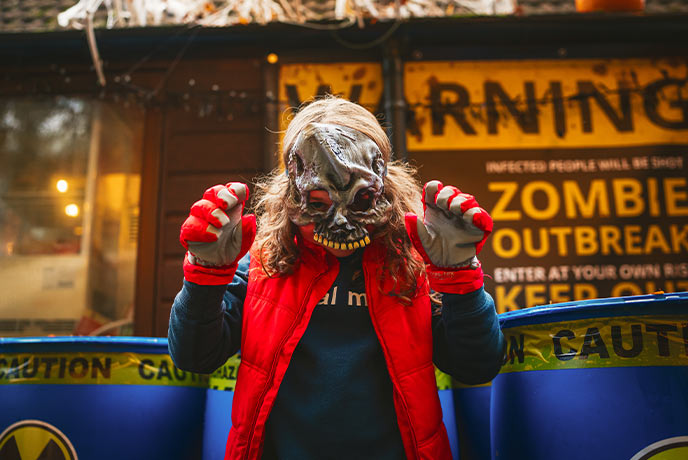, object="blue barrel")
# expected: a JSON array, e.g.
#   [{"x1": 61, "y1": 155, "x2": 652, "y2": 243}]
[
  {"x1": 203, "y1": 357, "x2": 462, "y2": 459},
  {"x1": 203, "y1": 354, "x2": 240, "y2": 460},
  {"x1": 0, "y1": 337, "x2": 207, "y2": 459},
  {"x1": 492, "y1": 292, "x2": 688, "y2": 460},
  {"x1": 453, "y1": 382, "x2": 491, "y2": 460},
  {"x1": 435, "y1": 368, "x2": 461, "y2": 459}
]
